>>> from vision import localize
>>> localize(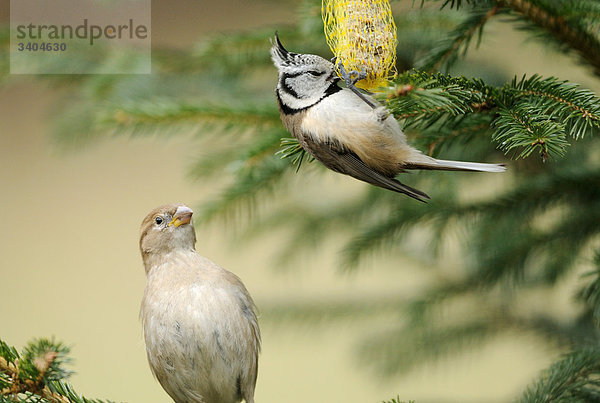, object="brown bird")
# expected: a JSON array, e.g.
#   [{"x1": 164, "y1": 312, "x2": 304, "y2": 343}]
[{"x1": 139, "y1": 203, "x2": 260, "y2": 403}]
